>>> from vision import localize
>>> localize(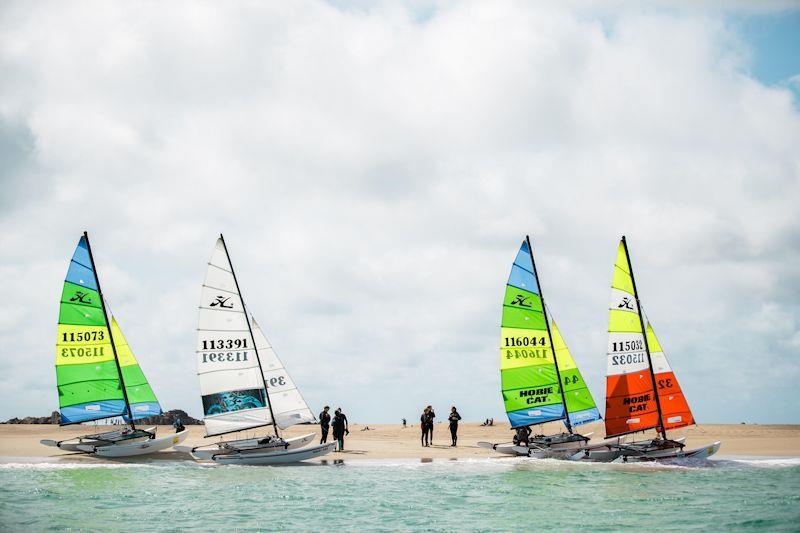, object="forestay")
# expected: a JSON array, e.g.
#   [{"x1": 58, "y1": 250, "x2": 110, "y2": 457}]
[
  {"x1": 500, "y1": 240, "x2": 565, "y2": 428},
  {"x1": 197, "y1": 238, "x2": 272, "y2": 437},
  {"x1": 605, "y1": 239, "x2": 659, "y2": 437},
  {"x1": 251, "y1": 316, "x2": 315, "y2": 429}
]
